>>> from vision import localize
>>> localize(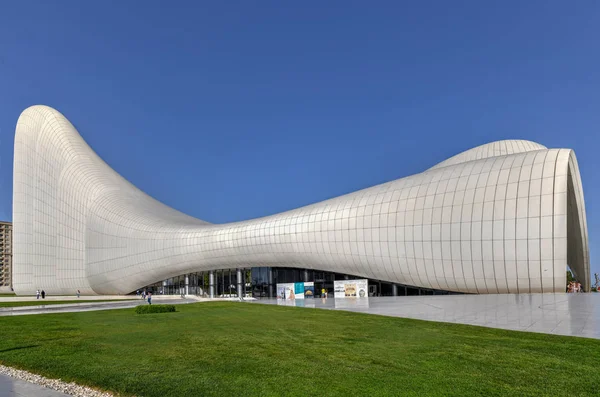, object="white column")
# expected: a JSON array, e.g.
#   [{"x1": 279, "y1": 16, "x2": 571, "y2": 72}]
[
  {"x1": 185, "y1": 274, "x2": 189, "y2": 296},
  {"x1": 268, "y1": 268, "x2": 274, "y2": 298},
  {"x1": 237, "y1": 268, "x2": 243, "y2": 297},
  {"x1": 209, "y1": 271, "x2": 215, "y2": 298}
]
